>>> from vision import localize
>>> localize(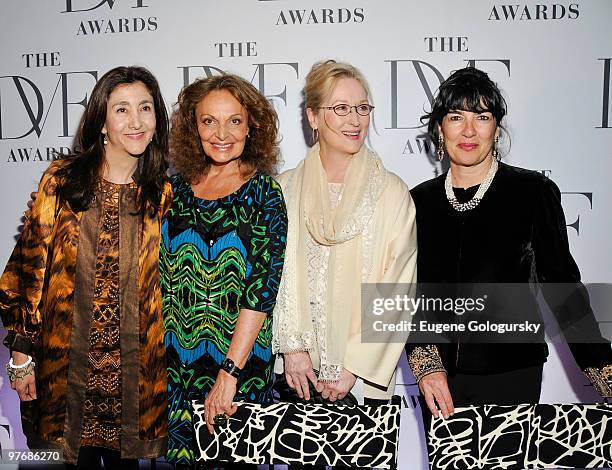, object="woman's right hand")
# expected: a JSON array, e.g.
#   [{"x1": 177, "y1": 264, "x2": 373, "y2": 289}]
[
  {"x1": 419, "y1": 371, "x2": 454, "y2": 419},
  {"x1": 10, "y1": 352, "x2": 37, "y2": 401},
  {"x1": 283, "y1": 351, "x2": 322, "y2": 400}
]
